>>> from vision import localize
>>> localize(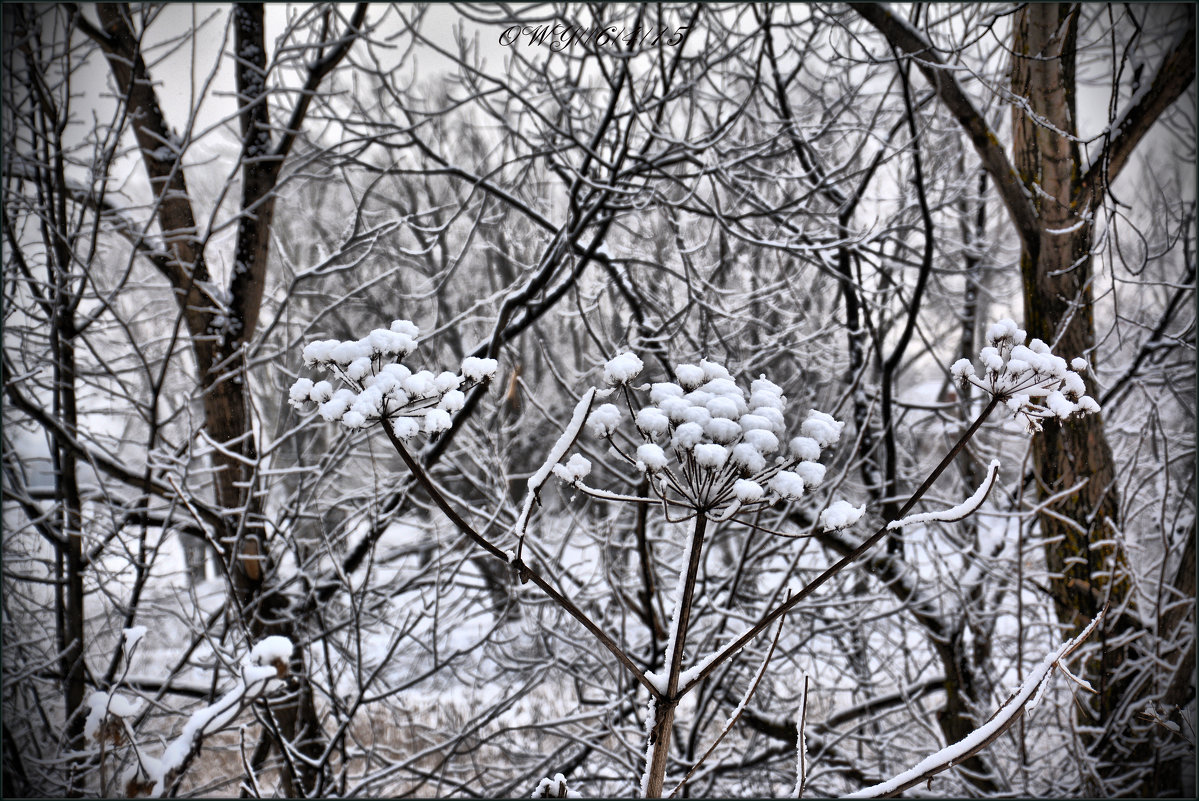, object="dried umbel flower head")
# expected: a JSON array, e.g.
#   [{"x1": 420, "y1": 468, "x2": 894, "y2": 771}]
[
  {"x1": 289, "y1": 320, "x2": 498, "y2": 439},
  {"x1": 951, "y1": 319, "x2": 1100, "y2": 433},
  {"x1": 569, "y1": 352, "x2": 859, "y2": 527}
]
